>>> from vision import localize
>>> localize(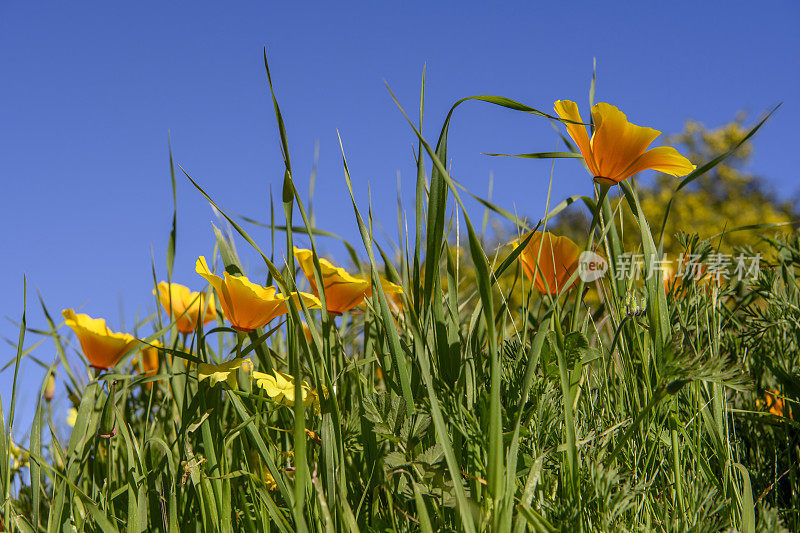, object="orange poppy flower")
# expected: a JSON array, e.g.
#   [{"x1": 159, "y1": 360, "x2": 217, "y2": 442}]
[
  {"x1": 294, "y1": 248, "x2": 403, "y2": 315},
  {"x1": 154, "y1": 282, "x2": 216, "y2": 334},
  {"x1": 196, "y1": 256, "x2": 320, "y2": 332},
  {"x1": 62, "y1": 309, "x2": 139, "y2": 370},
  {"x1": 134, "y1": 341, "x2": 162, "y2": 375},
  {"x1": 132, "y1": 341, "x2": 168, "y2": 389},
  {"x1": 513, "y1": 231, "x2": 581, "y2": 295},
  {"x1": 554, "y1": 100, "x2": 696, "y2": 187},
  {"x1": 764, "y1": 389, "x2": 790, "y2": 418}
]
